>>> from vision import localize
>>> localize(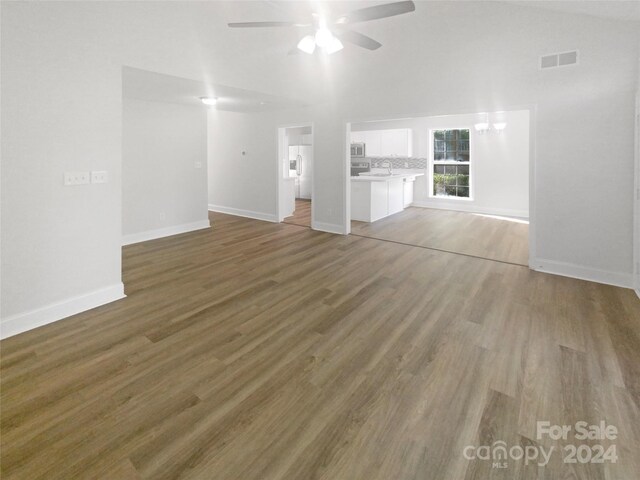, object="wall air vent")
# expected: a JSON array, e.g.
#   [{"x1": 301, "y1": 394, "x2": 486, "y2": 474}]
[{"x1": 540, "y1": 50, "x2": 579, "y2": 70}]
